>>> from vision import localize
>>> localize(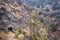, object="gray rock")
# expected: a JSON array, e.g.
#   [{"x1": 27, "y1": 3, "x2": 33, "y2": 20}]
[{"x1": 0, "y1": 2, "x2": 19, "y2": 32}]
